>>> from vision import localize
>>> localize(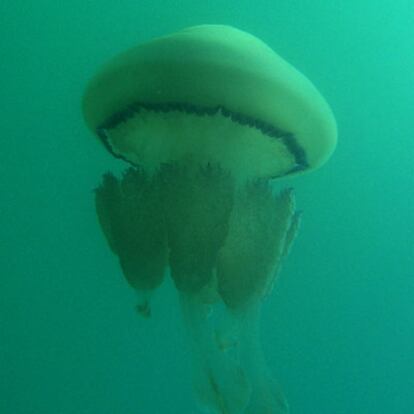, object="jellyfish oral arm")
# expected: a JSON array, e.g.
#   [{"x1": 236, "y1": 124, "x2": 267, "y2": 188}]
[
  {"x1": 179, "y1": 285, "x2": 289, "y2": 414},
  {"x1": 179, "y1": 292, "x2": 251, "y2": 414},
  {"x1": 238, "y1": 303, "x2": 289, "y2": 414}
]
